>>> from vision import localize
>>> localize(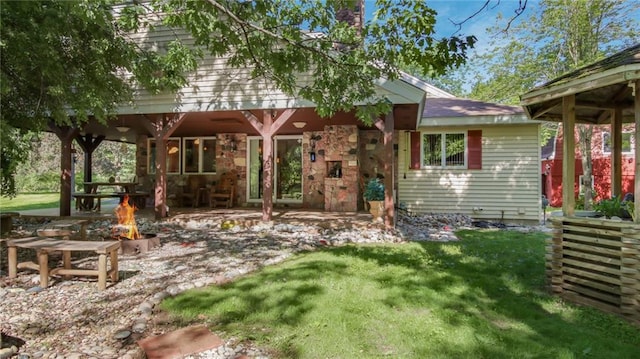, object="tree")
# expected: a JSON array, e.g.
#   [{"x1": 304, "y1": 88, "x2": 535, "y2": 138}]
[
  {"x1": 454, "y1": 0, "x2": 640, "y2": 209},
  {"x1": 0, "y1": 0, "x2": 191, "y2": 197}
]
